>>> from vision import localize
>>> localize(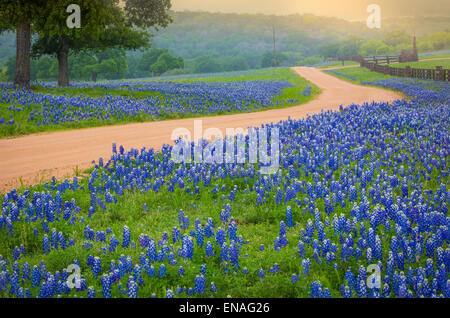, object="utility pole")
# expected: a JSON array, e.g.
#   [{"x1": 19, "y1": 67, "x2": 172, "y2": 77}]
[{"x1": 273, "y1": 25, "x2": 277, "y2": 68}]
